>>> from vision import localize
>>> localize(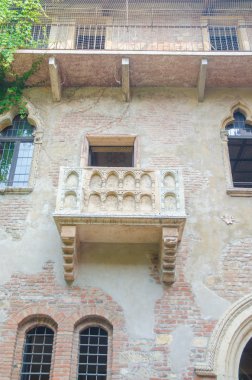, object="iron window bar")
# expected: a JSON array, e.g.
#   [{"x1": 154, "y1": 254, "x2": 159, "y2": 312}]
[
  {"x1": 20, "y1": 326, "x2": 54, "y2": 380},
  {"x1": 75, "y1": 25, "x2": 106, "y2": 49},
  {"x1": 209, "y1": 26, "x2": 239, "y2": 51},
  {"x1": 78, "y1": 326, "x2": 108, "y2": 380},
  {"x1": 32, "y1": 24, "x2": 51, "y2": 48}
]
